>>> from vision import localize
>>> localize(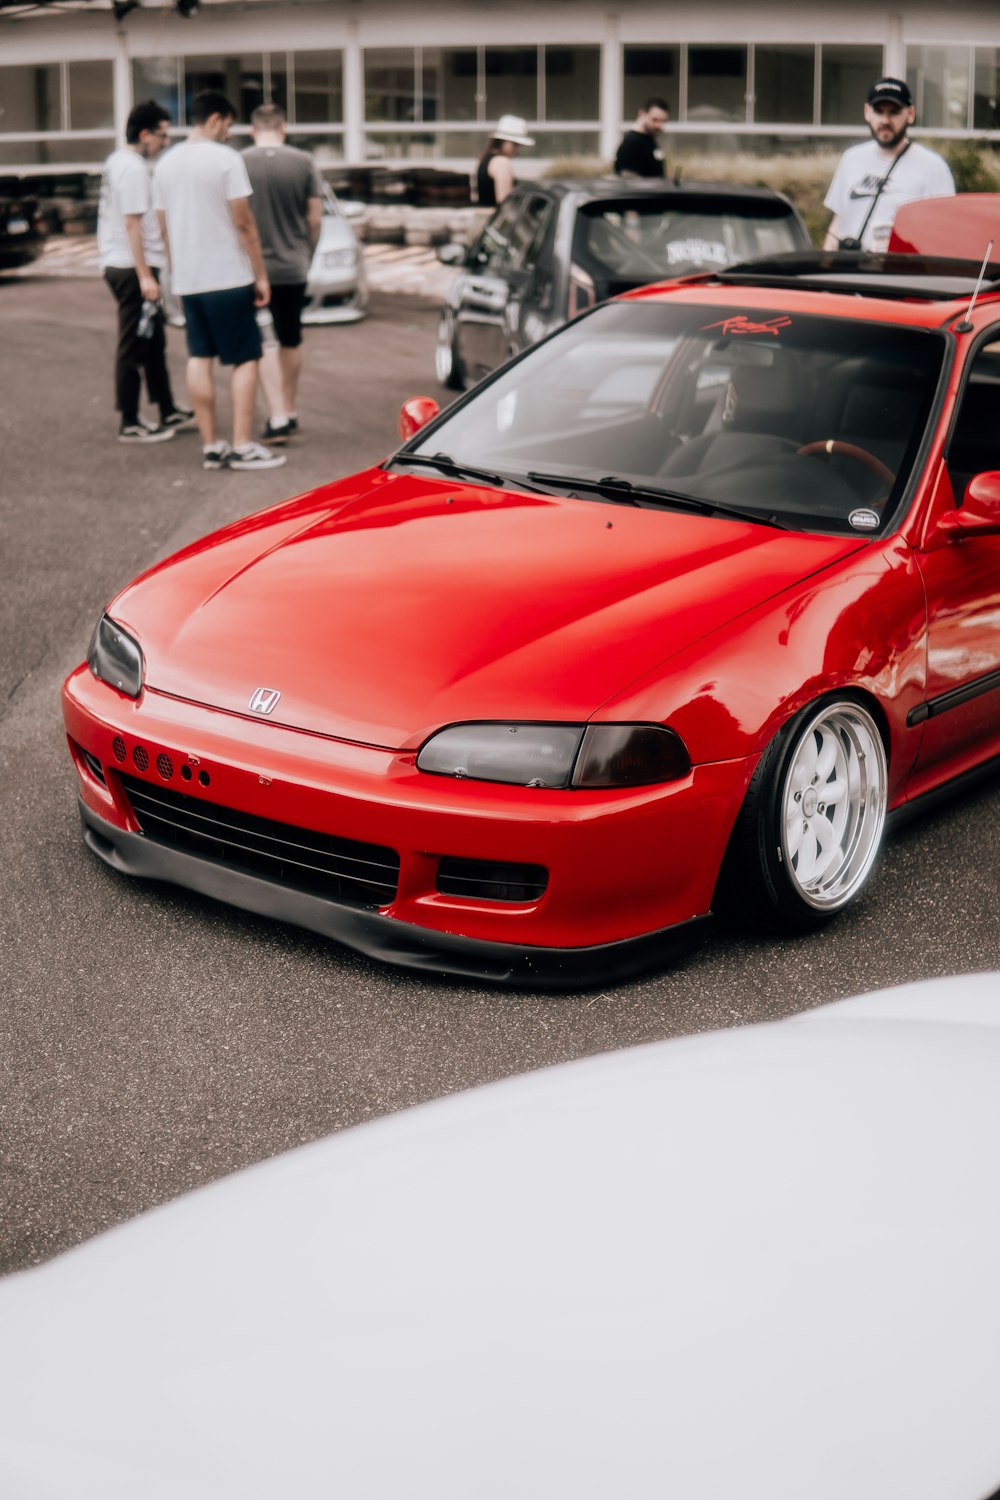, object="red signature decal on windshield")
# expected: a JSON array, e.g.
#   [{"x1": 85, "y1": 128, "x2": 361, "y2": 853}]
[{"x1": 701, "y1": 314, "x2": 793, "y2": 336}]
